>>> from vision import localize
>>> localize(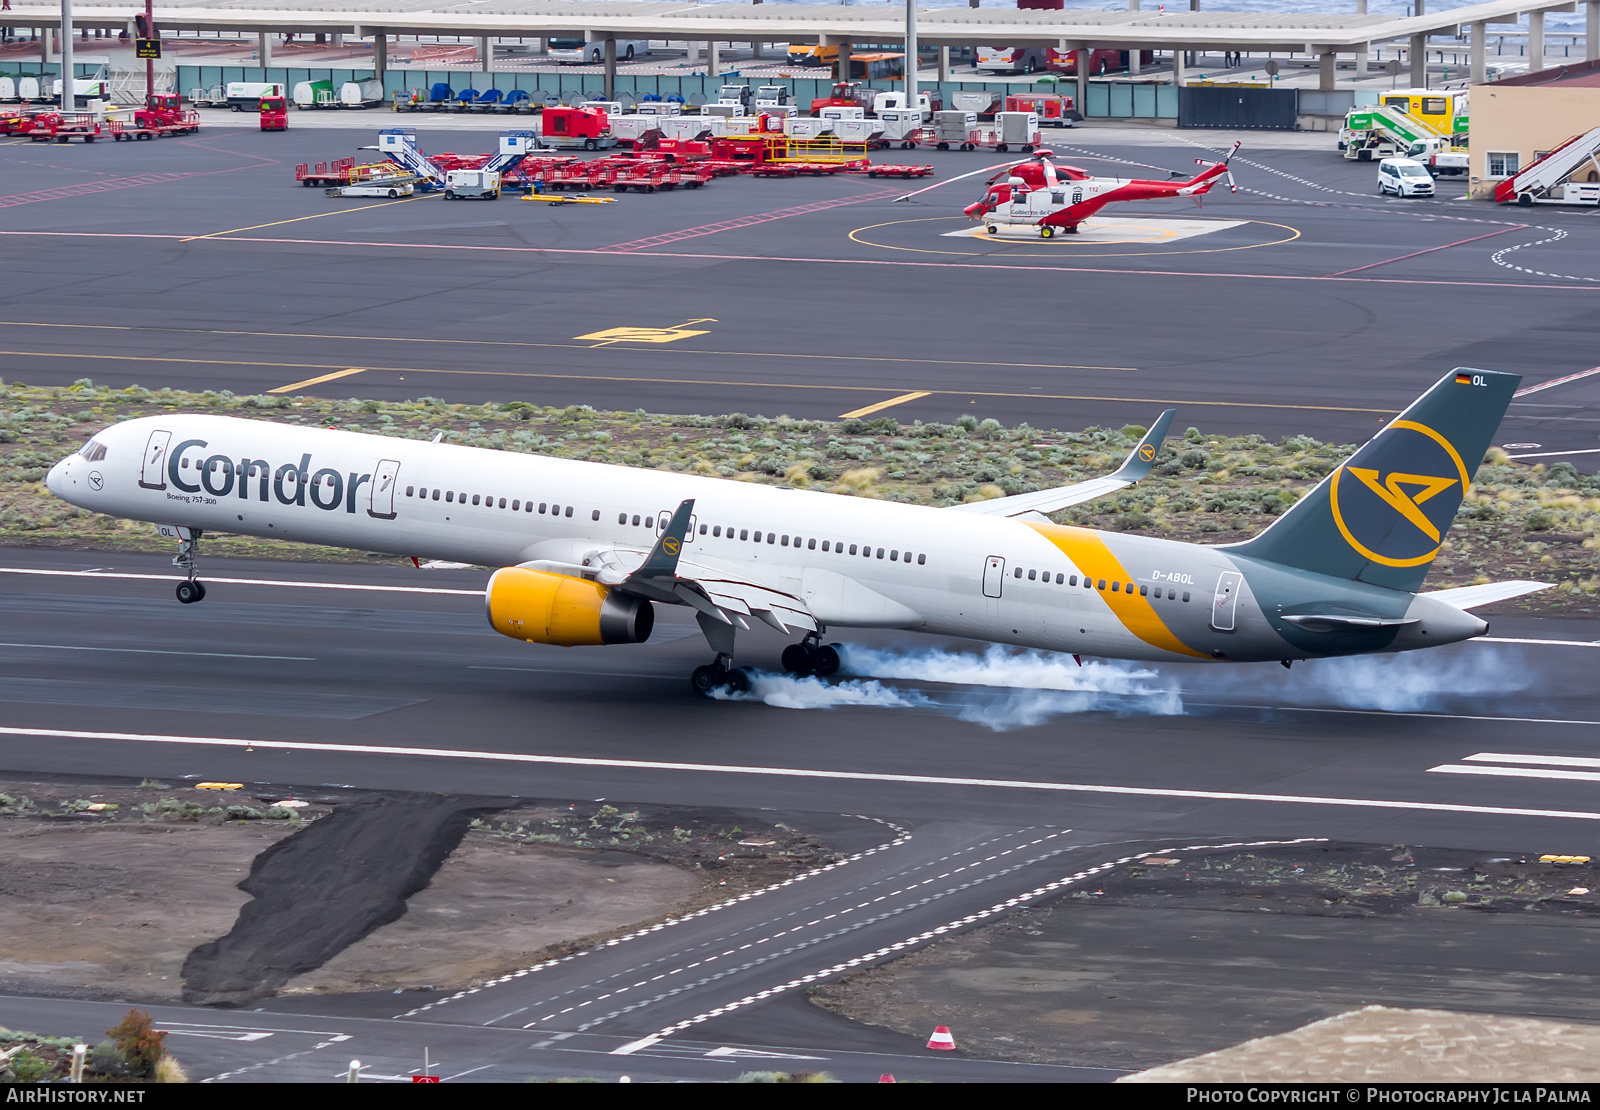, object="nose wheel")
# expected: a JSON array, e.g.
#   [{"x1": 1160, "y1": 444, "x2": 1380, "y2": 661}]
[
  {"x1": 172, "y1": 530, "x2": 207, "y2": 604},
  {"x1": 691, "y1": 655, "x2": 752, "y2": 697},
  {"x1": 780, "y1": 639, "x2": 841, "y2": 678}
]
